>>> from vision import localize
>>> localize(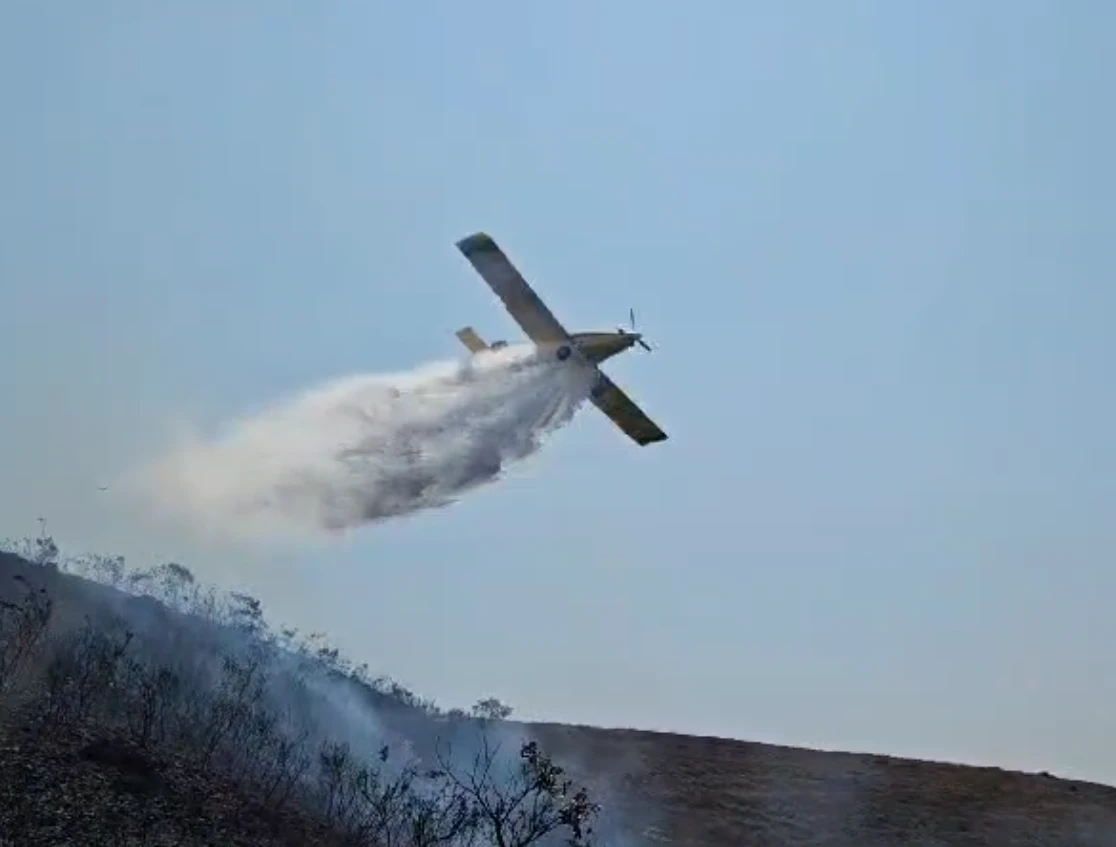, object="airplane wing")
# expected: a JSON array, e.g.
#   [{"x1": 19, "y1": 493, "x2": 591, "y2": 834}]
[
  {"x1": 456, "y1": 232, "x2": 571, "y2": 344},
  {"x1": 590, "y1": 373, "x2": 668, "y2": 446}
]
